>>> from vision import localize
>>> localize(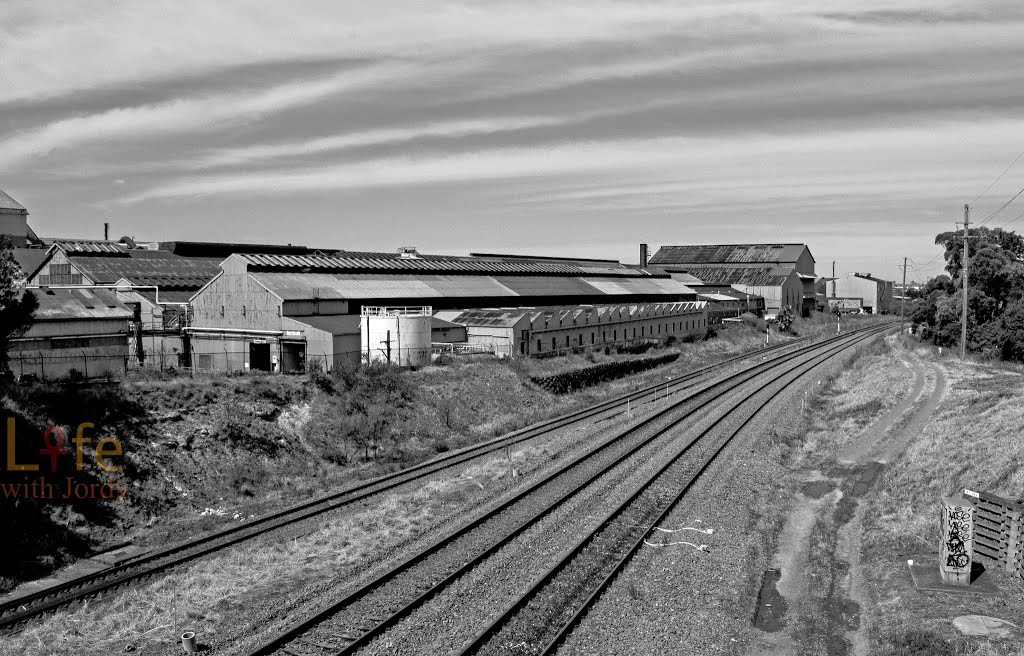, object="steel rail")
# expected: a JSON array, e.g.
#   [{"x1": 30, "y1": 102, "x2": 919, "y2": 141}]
[
  {"x1": 241, "y1": 324, "x2": 891, "y2": 656},
  {"x1": 457, "y1": 324, "x2": 891, "y2": 655},
  {"x1": 0, "y1": 335, "x2": 810, "y2": 630}
]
